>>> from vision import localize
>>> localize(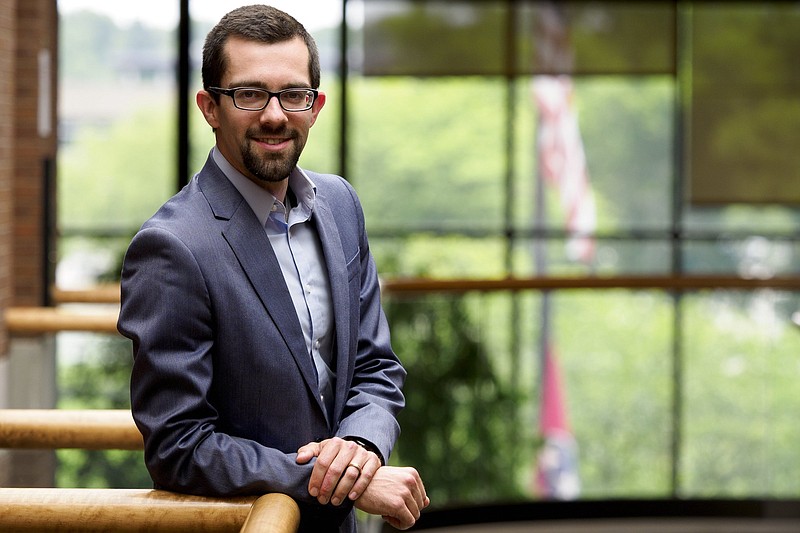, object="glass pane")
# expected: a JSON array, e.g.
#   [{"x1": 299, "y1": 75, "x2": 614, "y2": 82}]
[
  {"x1": 362, "y1": 0, "x2": 508, "y2": 76},
  {"x1": 513, "y1": 238, "x2": 675, "y2": 277},
  {"x1": 58, "y1": 0, "x2": 178, "y2": 243},
  {"x1": 513, "y1": 76, "x2": 675, "y2": 239},
  {"x1": 517, "y1": 2, "x2": 676, "y2": 75},
  {"x1": 372, "y1": 236, "x2": 508, "y2": 278},
  {"x1": 688, "y1": 4, "x2": 800, "y2": 204},
  {"x1": 681, "y1": 290, "x2": 800, "y2": 497},
  {"x1": 683, "y1": 237, "x2": 800, "y2": 276},
  {"x1": 553, "y1": 291, "x2": 674, "y2": 498},
  {"x1": 349, "y1": 76, "x2": 507, "y2": 232},
  {"x1": 384, "y1": 289, "x2": 675, "y2": 506},
  {"x1": 361, "y1": 1, "x2": 676, "y2": 76},
  {"x1": 683, "y1": 204, "x2": 800, "y2": 235}
]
